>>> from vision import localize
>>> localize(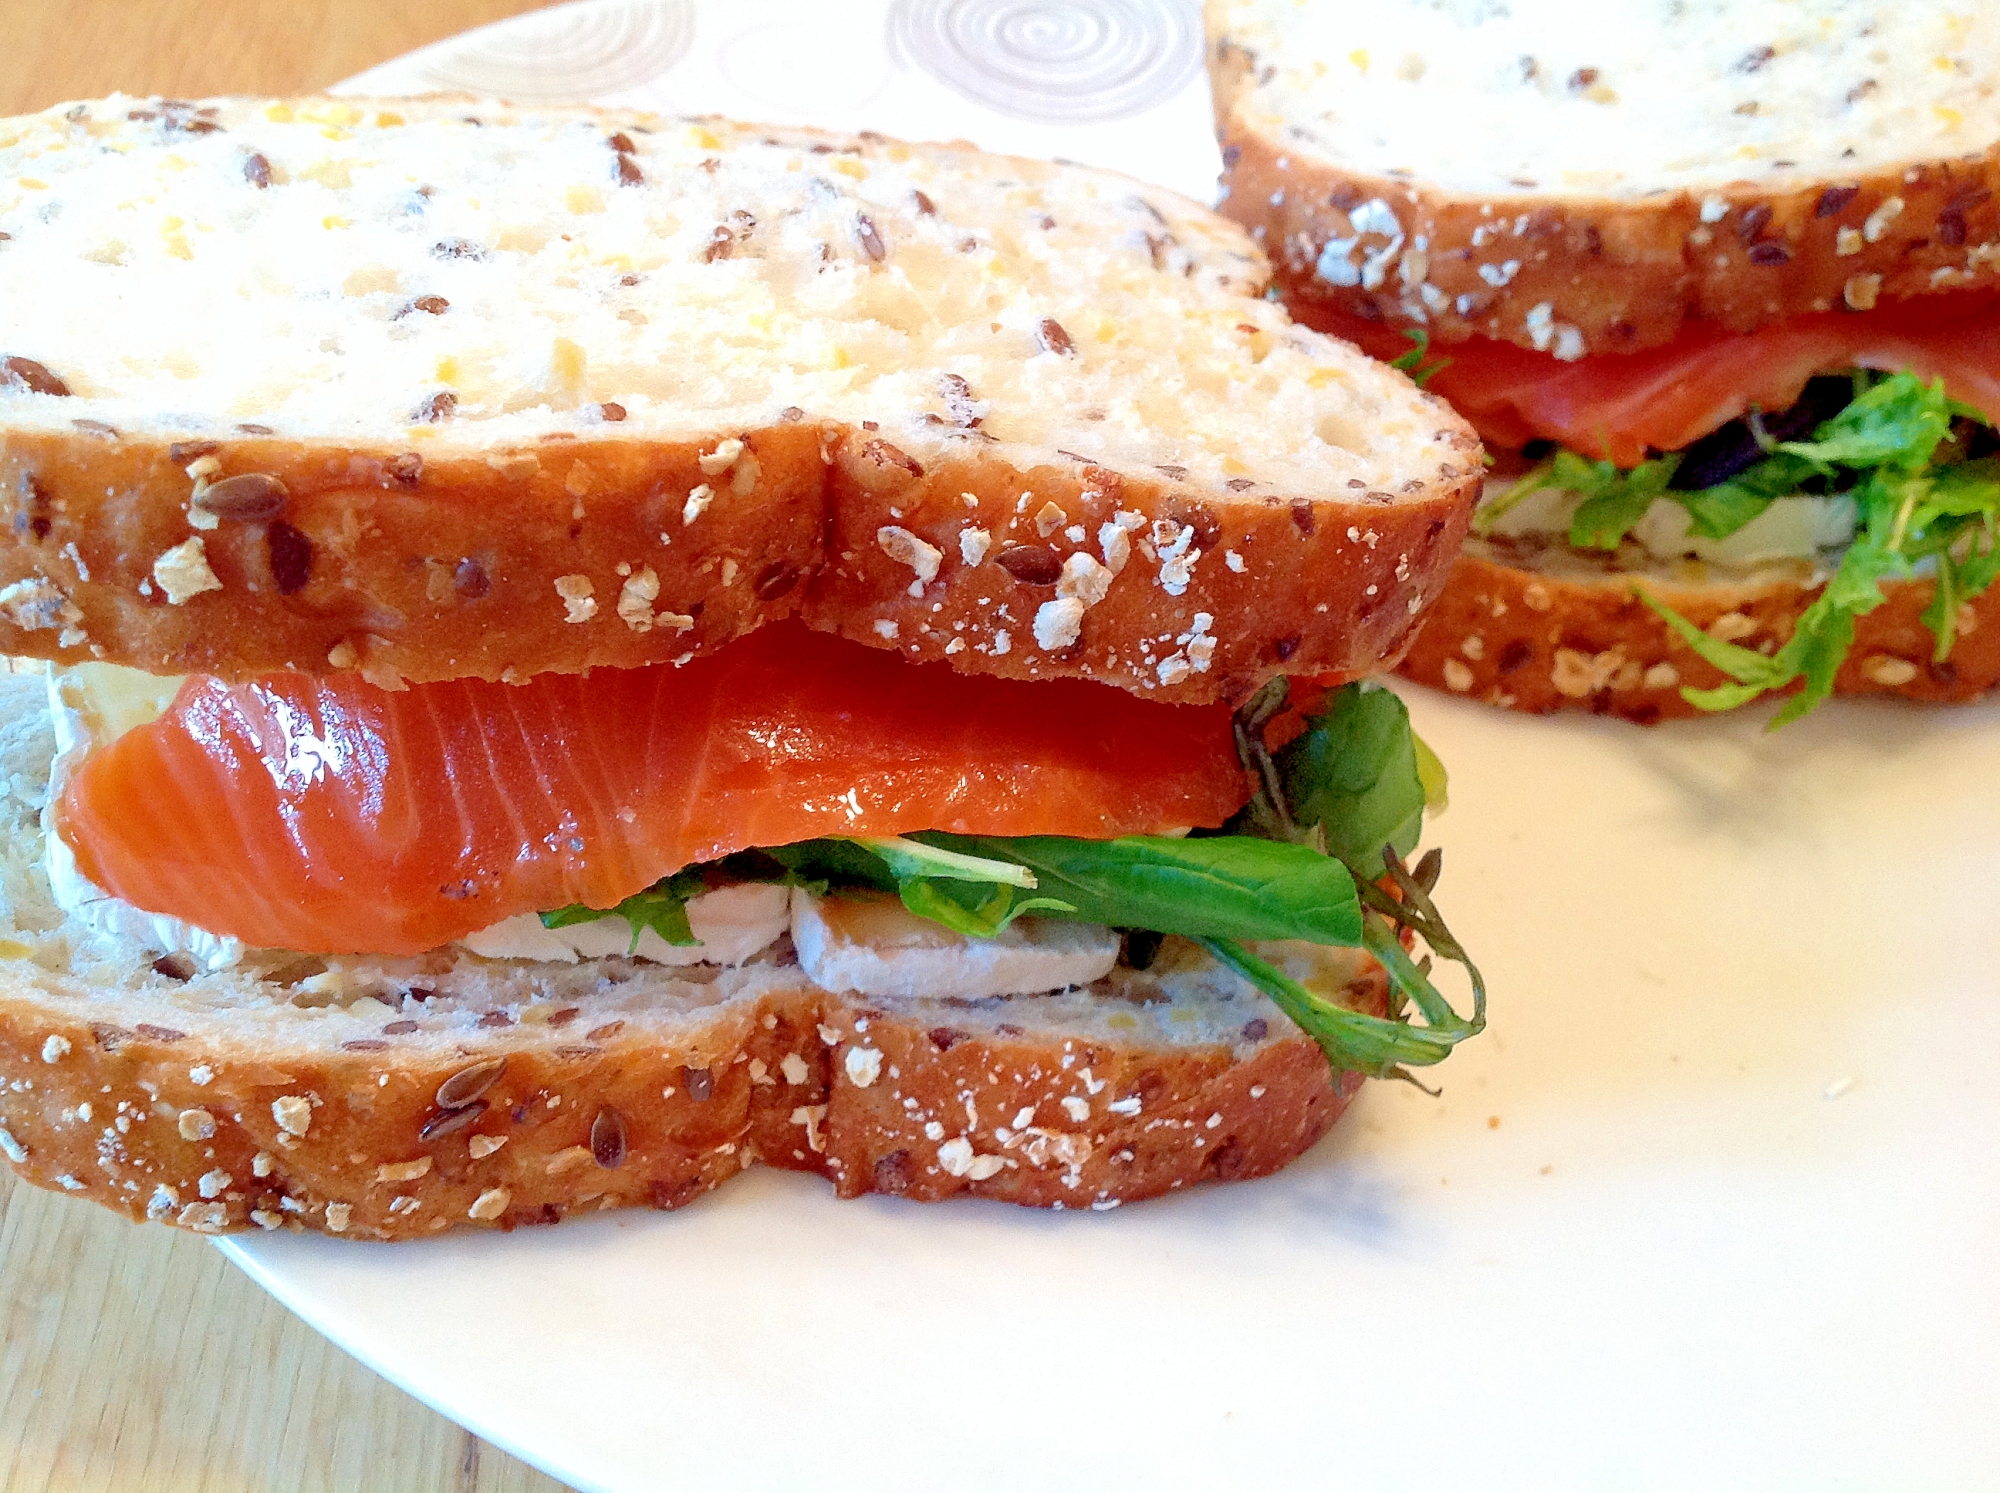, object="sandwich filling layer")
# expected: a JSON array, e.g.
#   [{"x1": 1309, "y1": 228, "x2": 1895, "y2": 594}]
[
  {"x1": 37, "y1": 629, "x2": 1483, "y2": 1080},
  {"x1": 1330, "y1": 292, "x2": 2000, "y2": 718}
]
